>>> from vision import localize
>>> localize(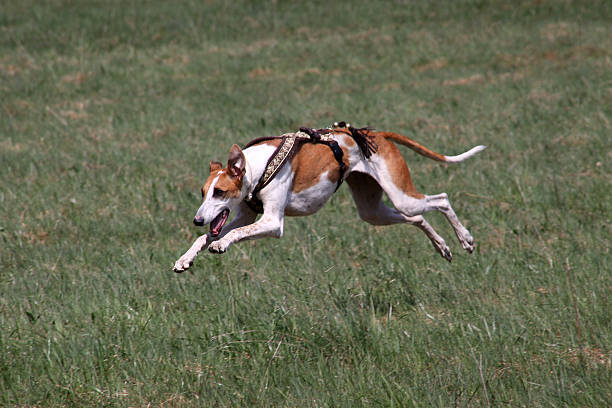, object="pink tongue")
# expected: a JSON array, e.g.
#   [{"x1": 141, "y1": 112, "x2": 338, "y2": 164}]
[{"x1": 210, "y1": 209, "x2": 229, "y2": 236}]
